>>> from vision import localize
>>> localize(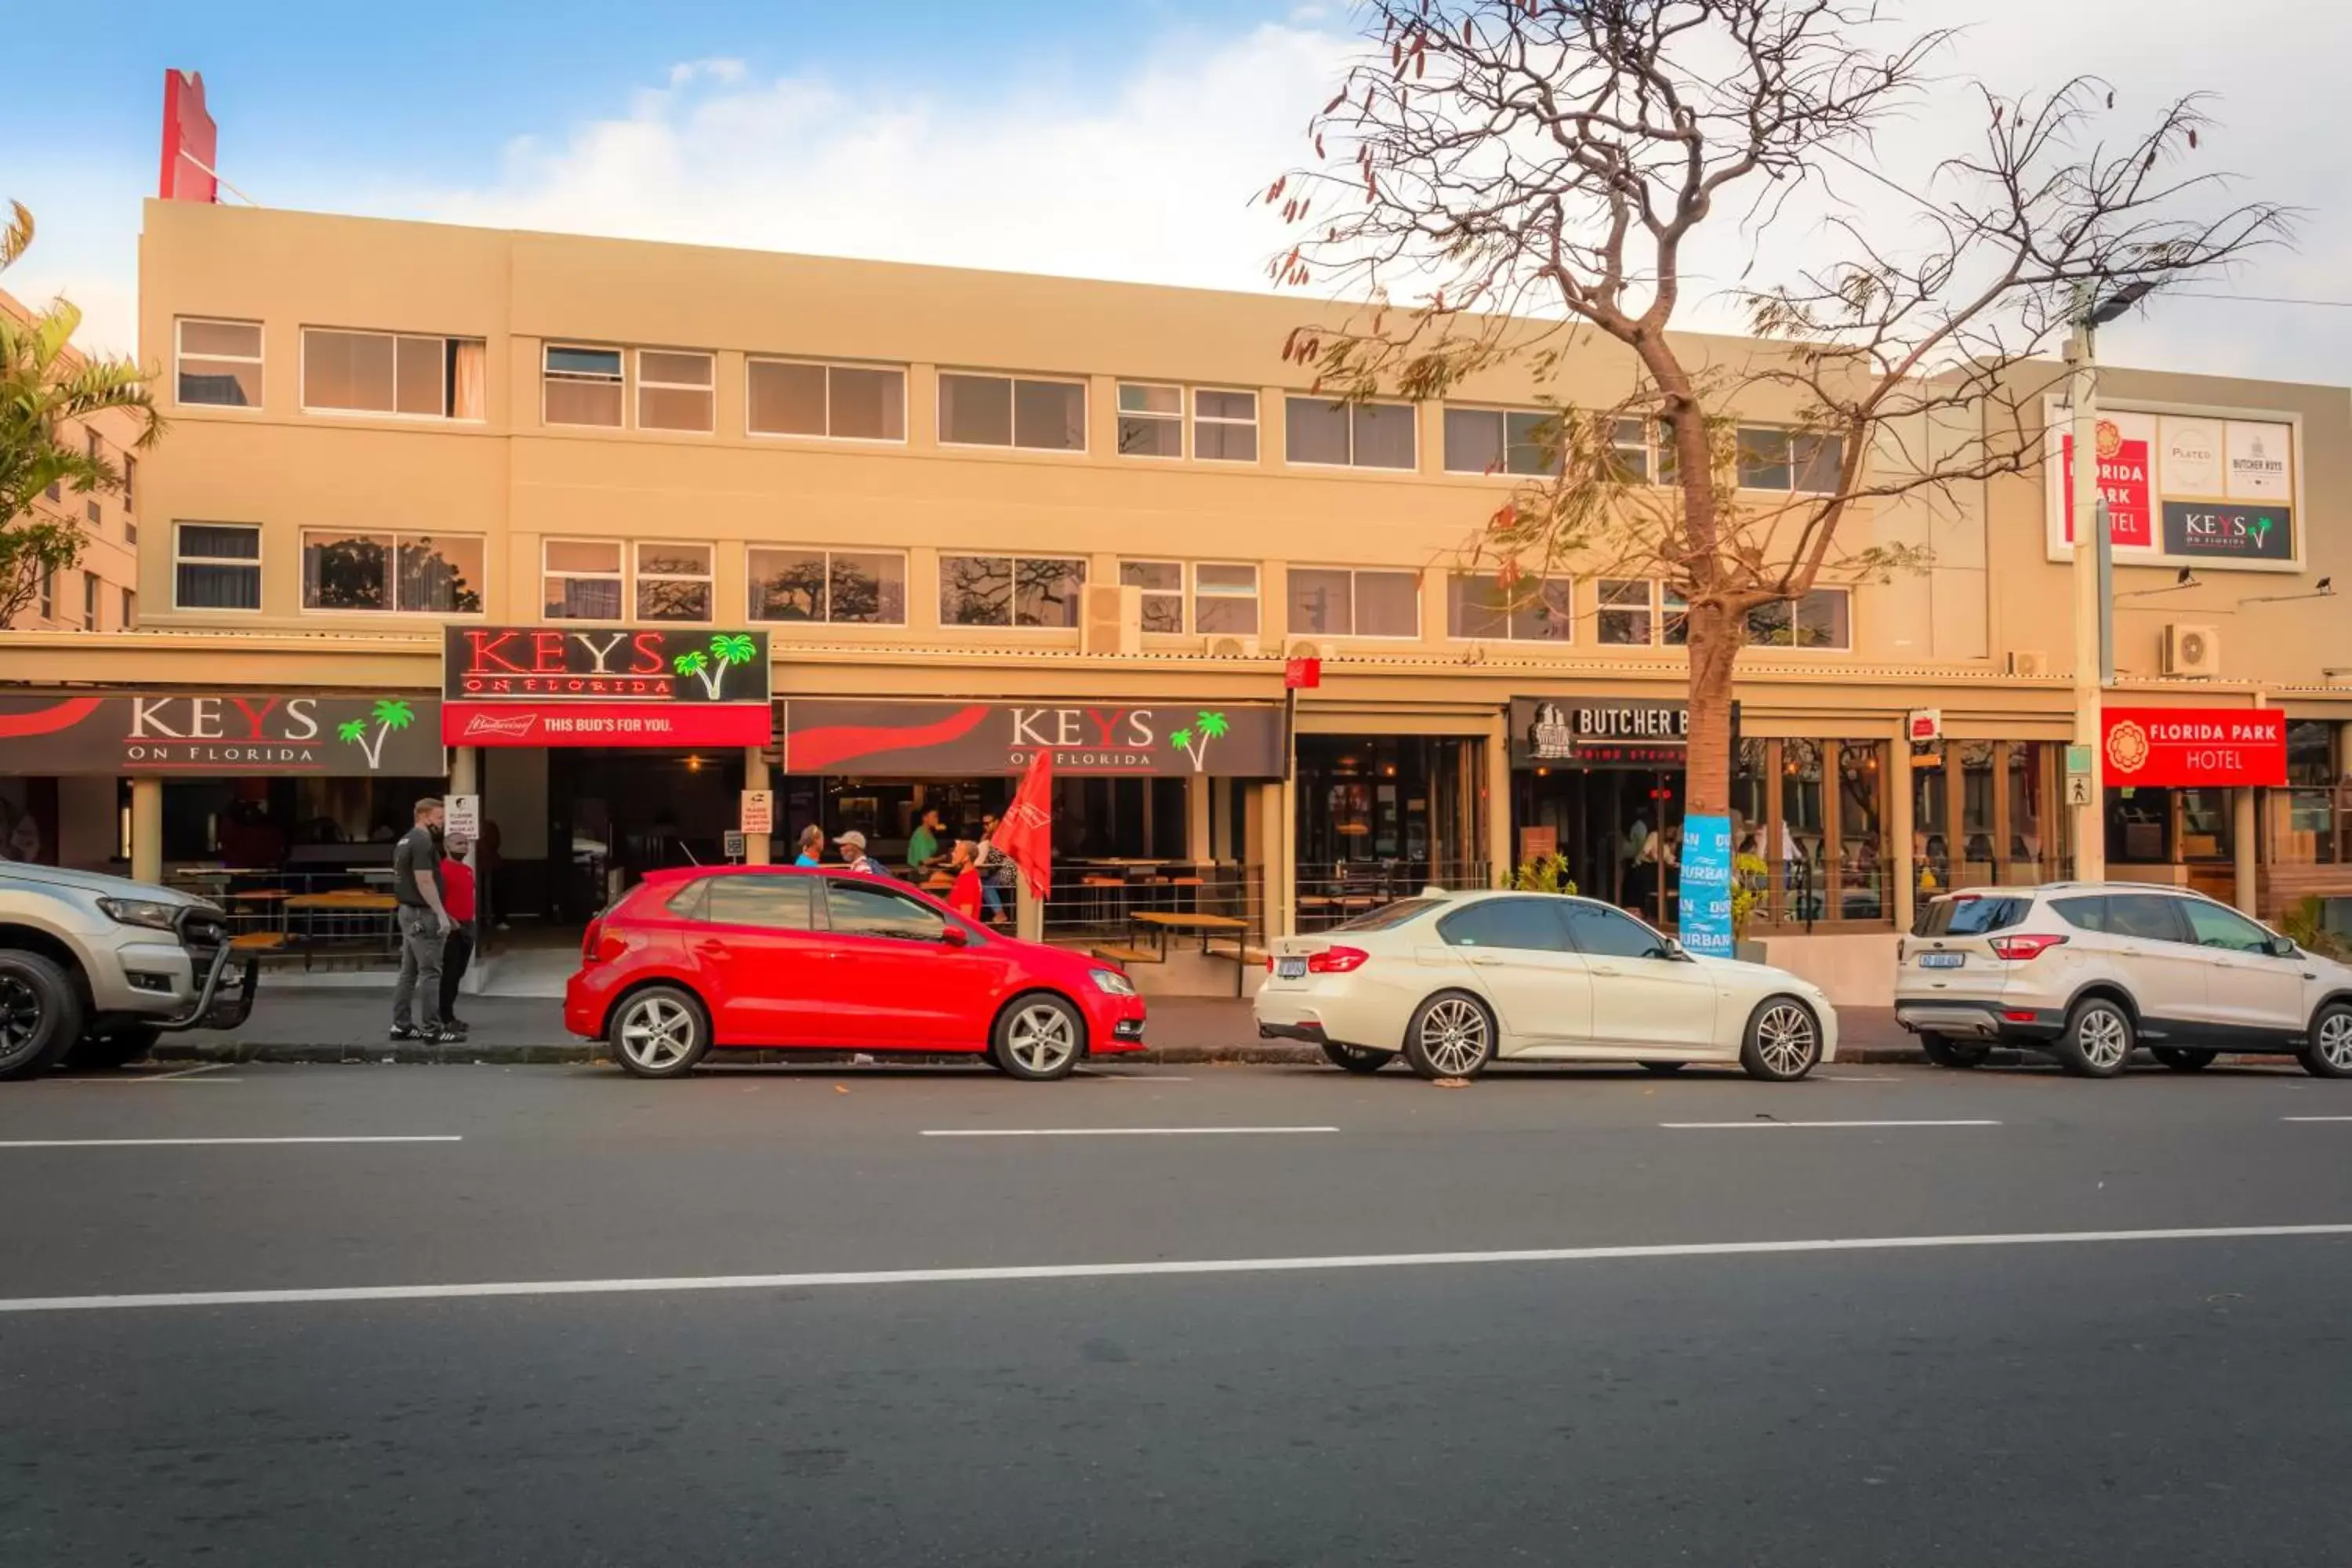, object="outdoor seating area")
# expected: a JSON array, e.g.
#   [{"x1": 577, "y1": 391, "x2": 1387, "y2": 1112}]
[{"x1": 167, "y1": 865, "x2": 405, "y2": 966}]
